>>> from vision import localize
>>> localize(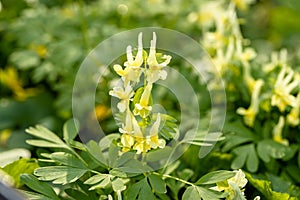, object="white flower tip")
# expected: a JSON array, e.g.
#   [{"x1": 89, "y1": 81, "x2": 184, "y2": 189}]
[
  {"x1": 138, "y1": 32, "x2": 143, "y2": 49},
  {"x1": 151, "y1": 32, "x2": 157, "y2": 48},
  {"x1": 126, "y1": 45, "x2": 132, "y2": 54},
  {"x1": 236, "y1": 107, "x2": 246, "y2": 115}
]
